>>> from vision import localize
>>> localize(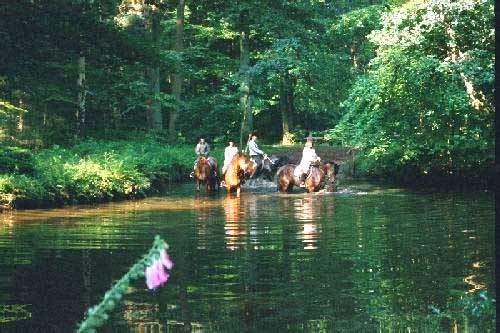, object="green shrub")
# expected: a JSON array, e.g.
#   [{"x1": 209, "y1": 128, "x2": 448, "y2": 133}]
[
  {"x1": 0, "y1": 138, "x2": 201, "y2": 208},
  {"x1": 0, "y1": 146, "x2": 34, "y2": 174}
]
